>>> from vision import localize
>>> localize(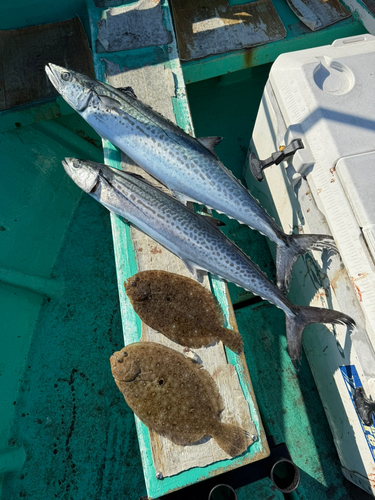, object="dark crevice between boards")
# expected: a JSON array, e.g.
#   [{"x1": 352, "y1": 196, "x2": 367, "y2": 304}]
[{"x1": 232, "y1": 296, "x2": 264, "y2": 311}]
